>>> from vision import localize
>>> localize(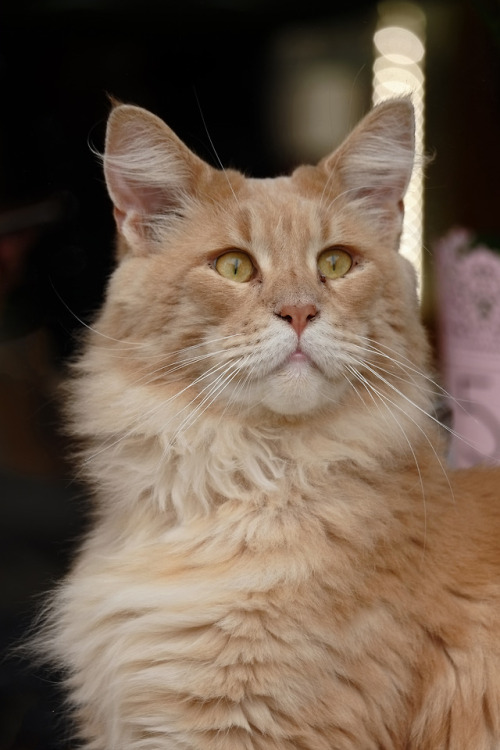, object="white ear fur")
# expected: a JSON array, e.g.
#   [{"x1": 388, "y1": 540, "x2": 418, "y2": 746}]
[
  {"x1": 103, "y1": 105, "x2": 208, "y2": 252},
  {"x1": 321, "y1": 98, "x2": 416, "y2": 240}
]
